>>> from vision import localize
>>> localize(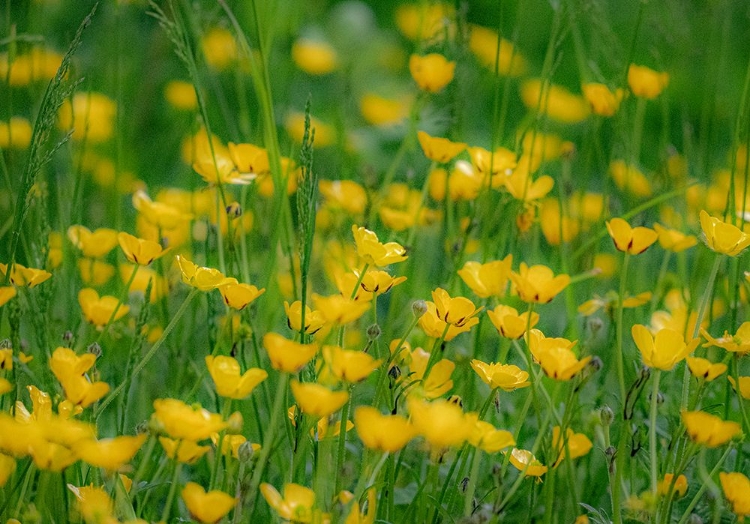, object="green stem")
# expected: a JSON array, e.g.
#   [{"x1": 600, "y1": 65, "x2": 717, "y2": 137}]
[
  {"x1": 650, "y1": 370, "x2": 661, "y2": 497},
  {"x1": 334, "y1": 384, "x2": 354, "y2": 494},
  {"x1": 463, "y1": 448, "x2": 482, "y2": 517},
  {"x1": 676, "y1": 446, "x2": 732, "y2": 524},
  {"x1": 95, "y1": 263, "x2": 139, "y2": 344},
  {"x1": 616, "y1": 253, "x2": 631, "y2": 403},
  {"x1": 160, "y1": 461, "x2": 182, "y2": 523}
]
